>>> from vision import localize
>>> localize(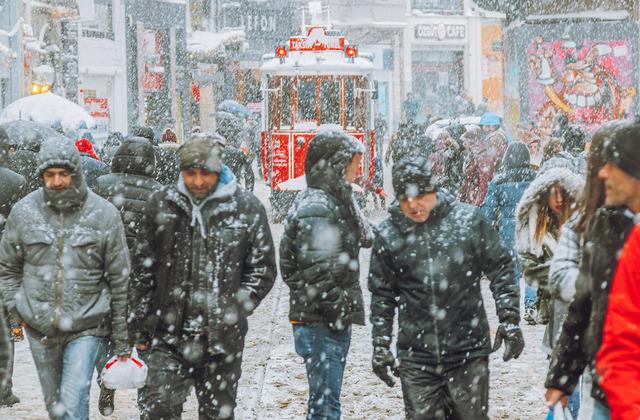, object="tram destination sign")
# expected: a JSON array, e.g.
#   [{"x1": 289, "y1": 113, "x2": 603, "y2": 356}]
[
  {"x1": 414, "y1": 22, "x2": 466, "y2": 41},
  {"x1": 289, "y1": 26, "x2": 345, "y2": 52}
]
